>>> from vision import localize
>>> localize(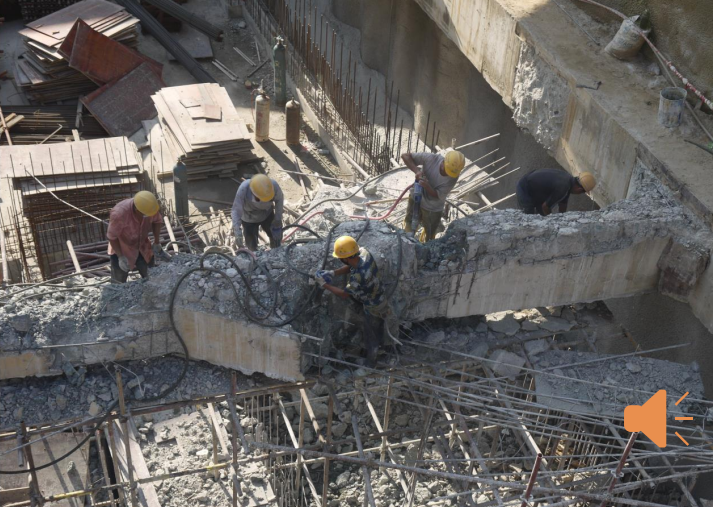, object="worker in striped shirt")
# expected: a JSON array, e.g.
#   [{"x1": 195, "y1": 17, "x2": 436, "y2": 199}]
[{"x1": 316, "y1": 235, "x2": 394, "y2": 367}]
